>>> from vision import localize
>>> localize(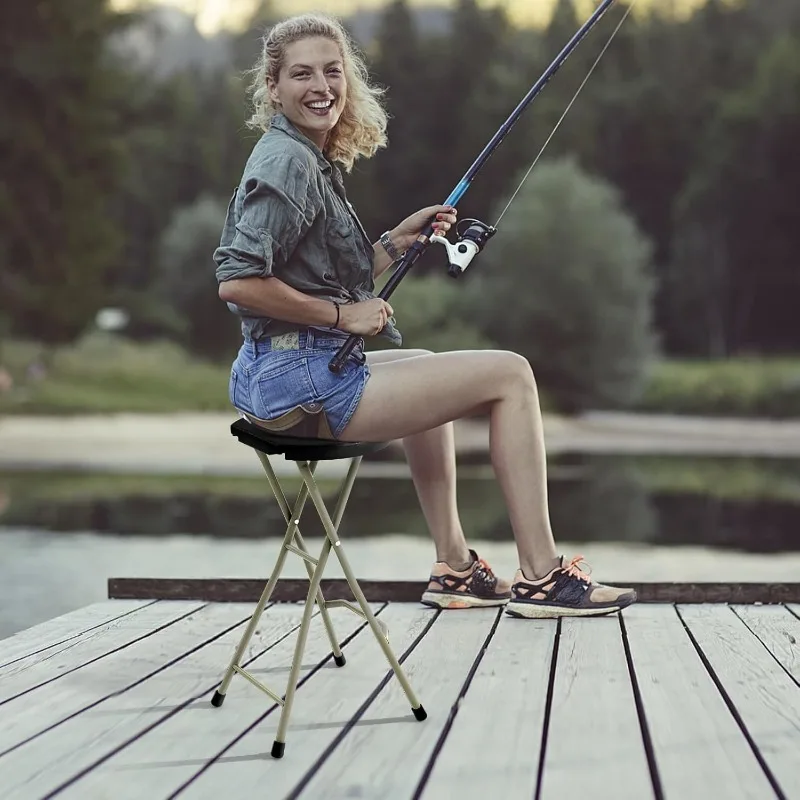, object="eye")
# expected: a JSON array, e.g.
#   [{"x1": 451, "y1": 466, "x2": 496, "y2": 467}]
[{"x1": 327, "y1": 67, "x2": 342, "y2": 76}]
